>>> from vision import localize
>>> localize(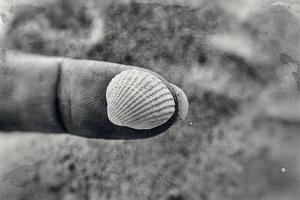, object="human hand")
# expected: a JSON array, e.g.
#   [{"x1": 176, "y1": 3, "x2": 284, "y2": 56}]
[{"x1": 0, "y1": 50, "x2": 188, "y2": 139}]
